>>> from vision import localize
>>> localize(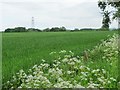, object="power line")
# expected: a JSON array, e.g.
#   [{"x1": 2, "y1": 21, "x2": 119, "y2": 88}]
[{"x1": 31, "y1": 17, "x2": 35, "y2": 28}]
